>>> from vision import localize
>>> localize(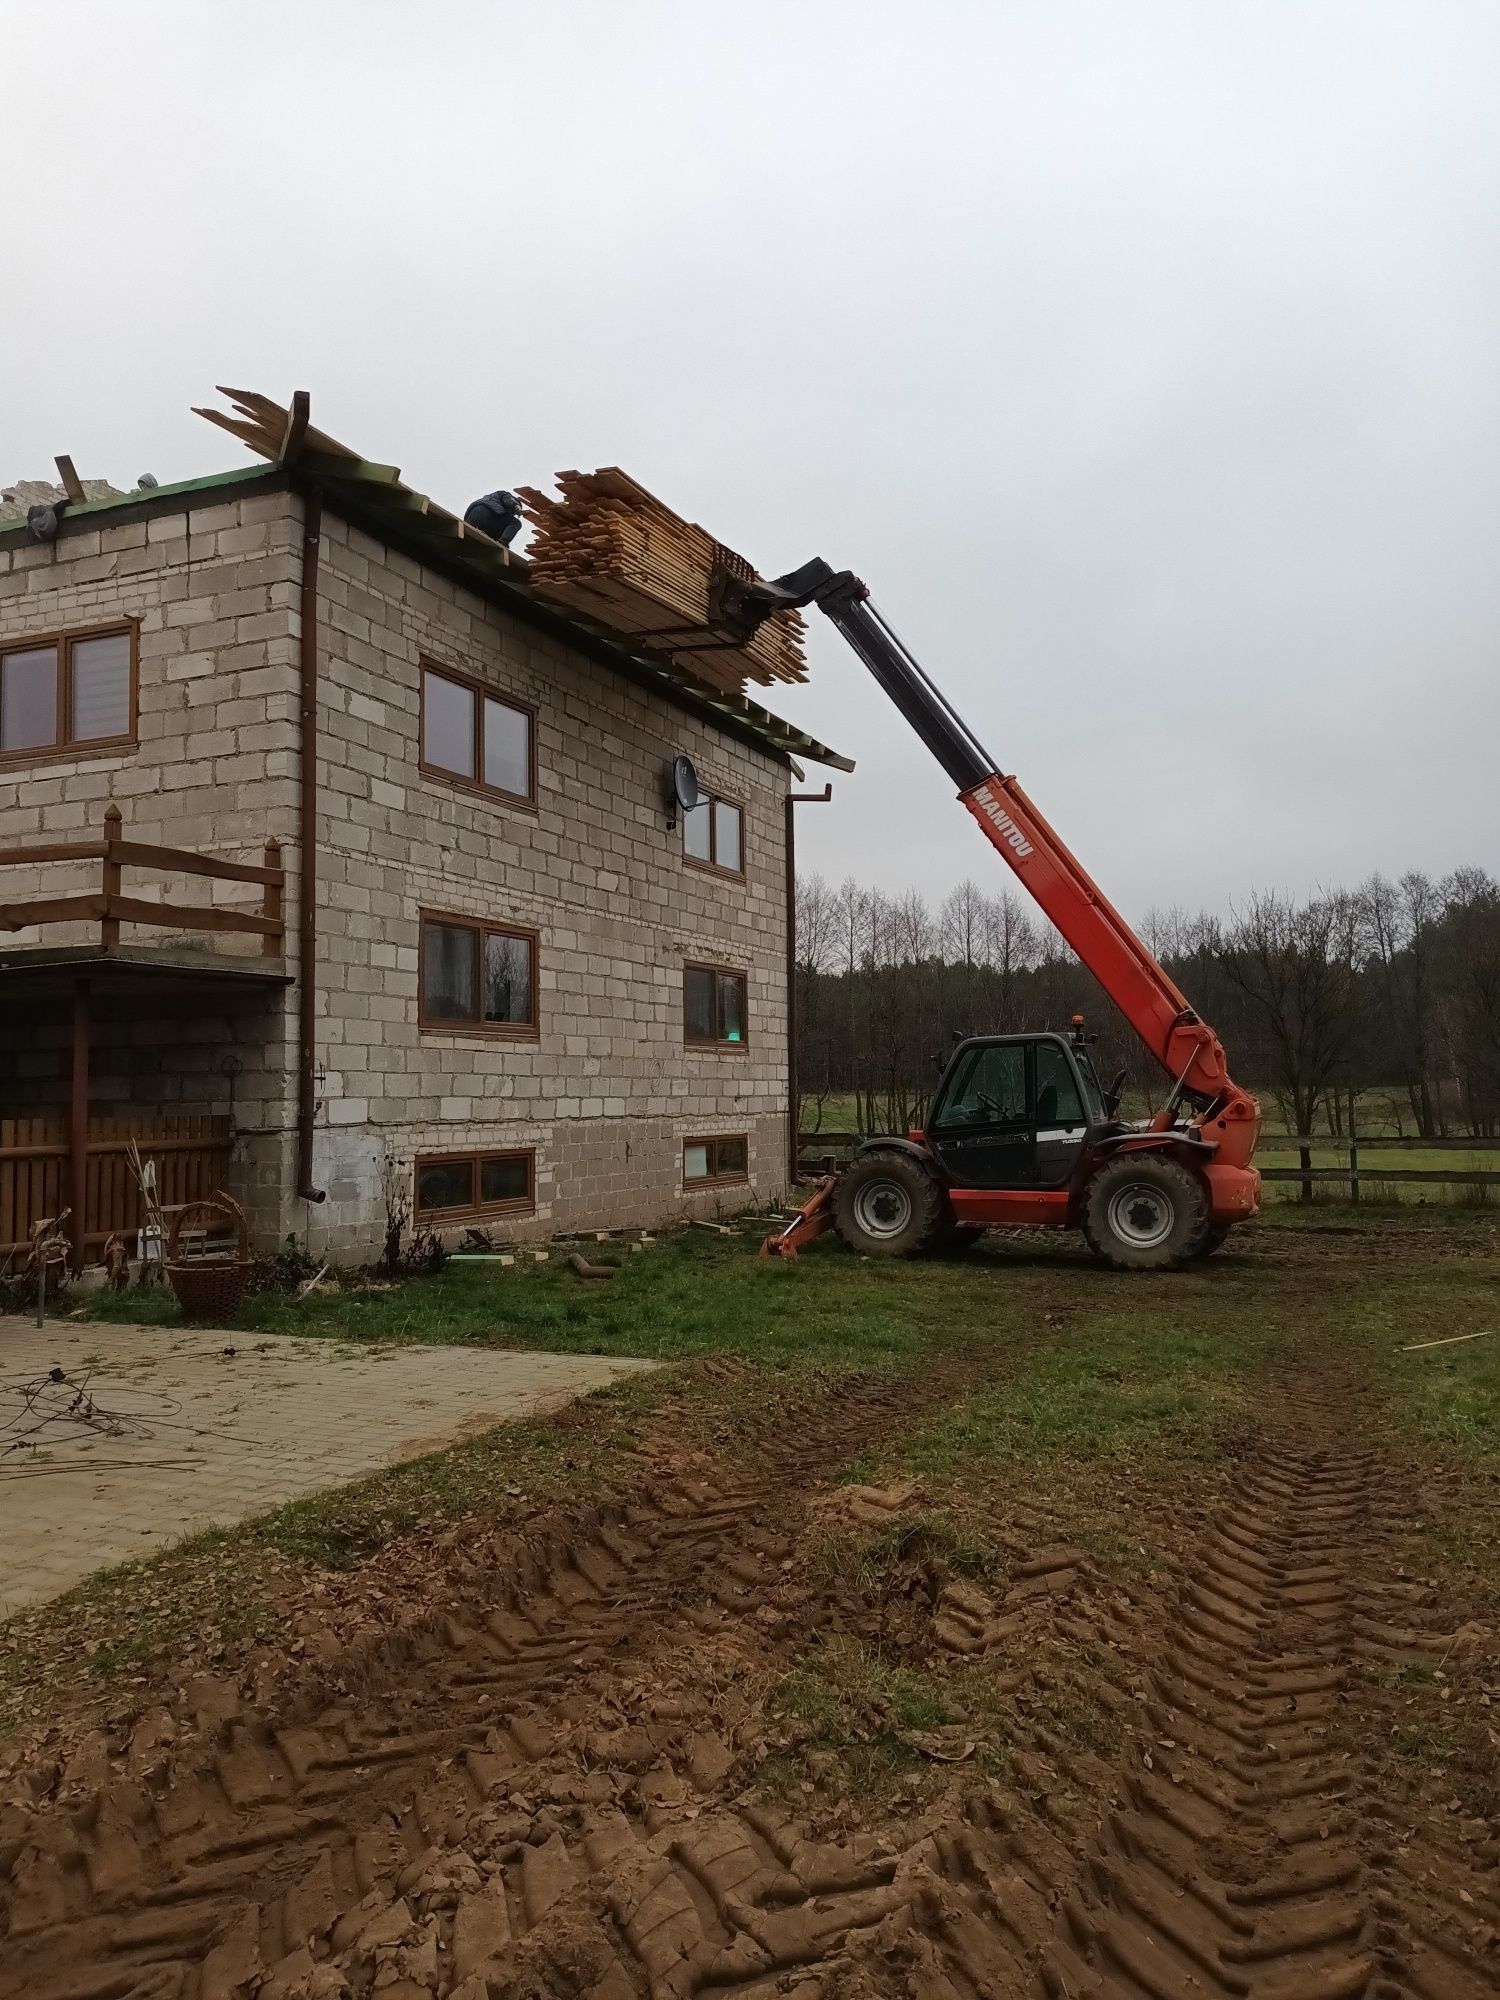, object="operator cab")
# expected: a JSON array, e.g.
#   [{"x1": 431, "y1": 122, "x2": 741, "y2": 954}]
[{"x1": 925, "y1": 1030, "x2": 1107, "y2": 1192}]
